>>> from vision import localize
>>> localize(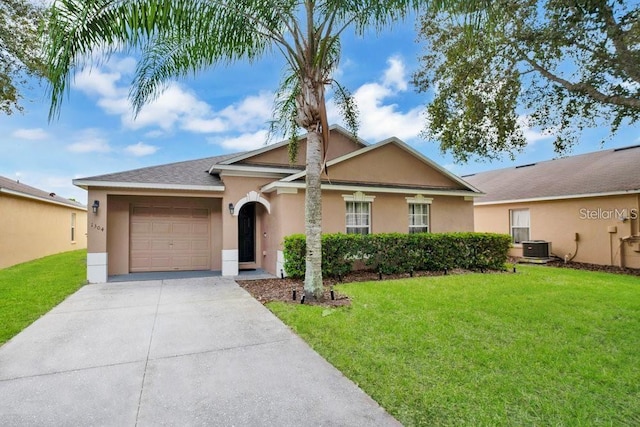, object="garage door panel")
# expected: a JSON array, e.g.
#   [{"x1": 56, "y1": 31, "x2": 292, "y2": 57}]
[
  {"x1": 130, "y1": 240, "x2": 151, "y2": 251},
  {"x1": 130, "y1": 256, "x2": 152, "y2": 270},
  {"x1": 132, "y1": 206, "x2": 153, "y2": 216},
  {"x1": 192, "y1": 208, "x2": 208, "y2": 218},
  {"x1": 150, "y1": 240, "x2": 171, "y2": 250},
  {"x1": 172, "y1": 222, "x2": 191, "y2": 234},
  {"x1": 151, "y1": 256, "x2": 172, "y2": 268},
  {"x1": 152, "y1": 222, "x2": 171, "y2": 234},
  {"x1": 171, "y1": 207, "x2": 191, "y2": 217},
  {"x1": 191, "y1": 256, "x2": 210, "y2": 269},
  {"x1": 131, "y1": 222, "x2": 151, "y2": 234},
  {"x1": 130, "y1": 203, "x2": 212, "y2": 273},
  {"x1": 192, "y1": 223, "x2": 209, "y2": 234},
  {"x1": 171, "y1": 240, "x2": 191, "y2": 251},
  {"x1": 154, "y1": 207, "x2": 171, "y2": 217}
]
